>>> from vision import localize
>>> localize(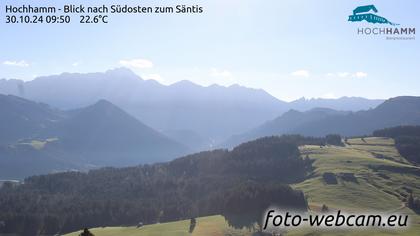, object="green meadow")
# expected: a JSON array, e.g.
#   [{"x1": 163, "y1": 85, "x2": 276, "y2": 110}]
[
  {"x1": 64, "y1": 215, "x2": 252, "y2": 236},
  {"x1": 291, "y1": 137, "x2": 420, "y2": 235},
  {"x1": 66, "y1": 137, "x2": 420, "y2": 236}
]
